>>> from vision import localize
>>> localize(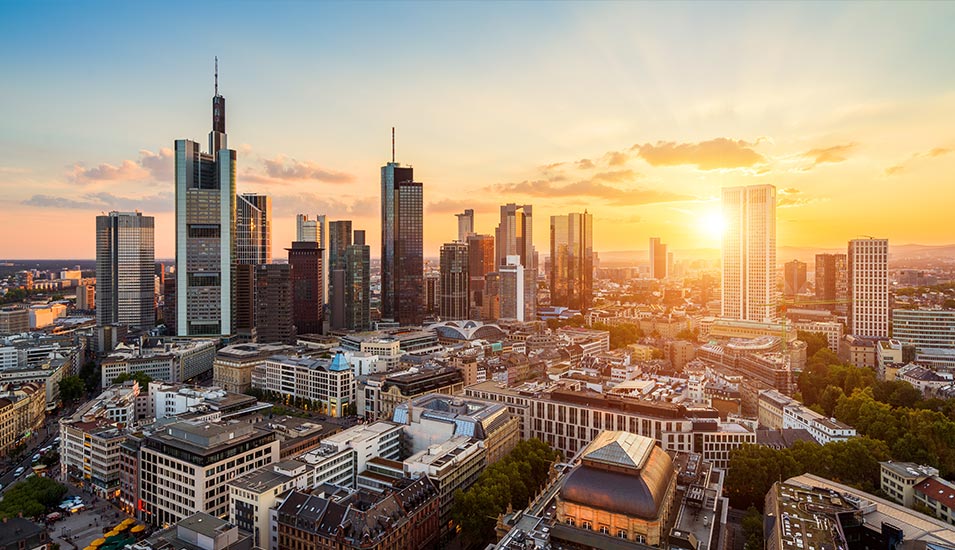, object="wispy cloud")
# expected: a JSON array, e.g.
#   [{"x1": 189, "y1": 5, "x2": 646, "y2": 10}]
[
  {"x1": 22, "y1": 191, "x2": 174, "y2": 211},
  {"x1": 427, "y1": 198, "x2": 497, "y2": 214},
  {"x1": 632, "y1": 138, "x2": 765, "y2": 170},
  {"x1": 489, "y1": 177, "x2": 693, "y2": 206},
  {"x1": 885, "y1": 146, "x2": 953, "y2": 175},
  {"x1": 800, "y1": 143, "x2": 856, "y2": 168},
  {"x1": 70, "y1": 148, "x2": 173, "y2": 183},
  {"x1": 244, "y1": 156, "x2": 354, "y2": 184},
  {"x1": 269, "y1": 193, "x2": 376, "y2": 218}
]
